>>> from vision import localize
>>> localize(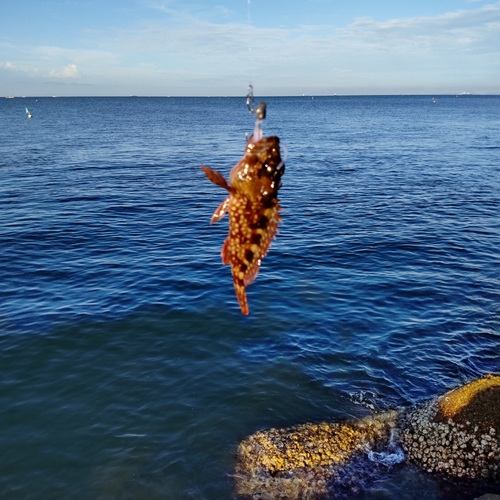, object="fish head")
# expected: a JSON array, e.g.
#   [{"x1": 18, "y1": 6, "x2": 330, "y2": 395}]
[{"x1": 229, "y1": 136, "x2": 285, "y2": 203}]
